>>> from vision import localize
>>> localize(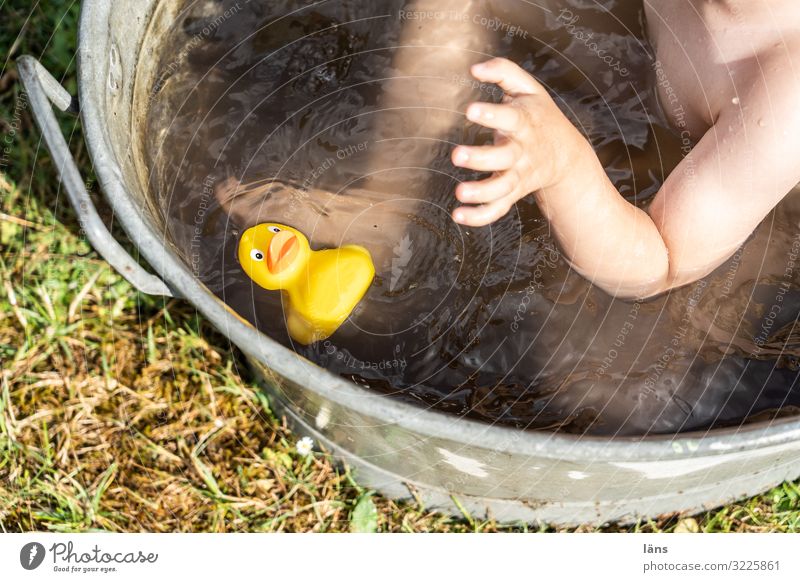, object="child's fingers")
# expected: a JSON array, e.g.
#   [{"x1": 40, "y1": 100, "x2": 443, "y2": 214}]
[
  {"x1": 466, "y1": 102, "x2": 522, "y2": 134},
  {"x1": 452, "y1": 197, "x2": 514, "y2": 227},
  {"x1": 452, "y1": 143, "x2": 518, "y2": 172},
  {"x1": 456, "y1": 172, "x2": 518, "y2": 204},
  {"x1": 471, "y1": 58, "x2": 542, "y2": 96}
]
